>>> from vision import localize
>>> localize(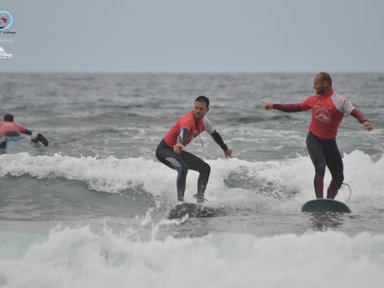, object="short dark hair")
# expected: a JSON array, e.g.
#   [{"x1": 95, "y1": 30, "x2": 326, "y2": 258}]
[
  {"x1": 4, "y1": 114, "x2": 14, "y2": 122},
  {"x1": 318, "y1": 72, "x2": 332, "y2": 86},
  {"x1": 195, "y1": 96, "x2": 210, "y2": 108}
]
